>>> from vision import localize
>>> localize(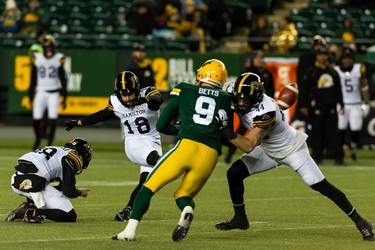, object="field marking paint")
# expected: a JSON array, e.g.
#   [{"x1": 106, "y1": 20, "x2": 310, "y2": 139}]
[{"x1": 0, "y1": 224, "x2": 356, "y2": 244}]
